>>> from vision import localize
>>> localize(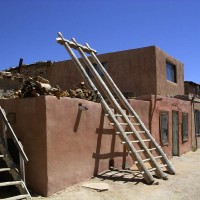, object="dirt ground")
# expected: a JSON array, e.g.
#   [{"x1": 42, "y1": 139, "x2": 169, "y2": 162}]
[{"x1": 31, "y1": 149, "x2": 200, "y2": 200}]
